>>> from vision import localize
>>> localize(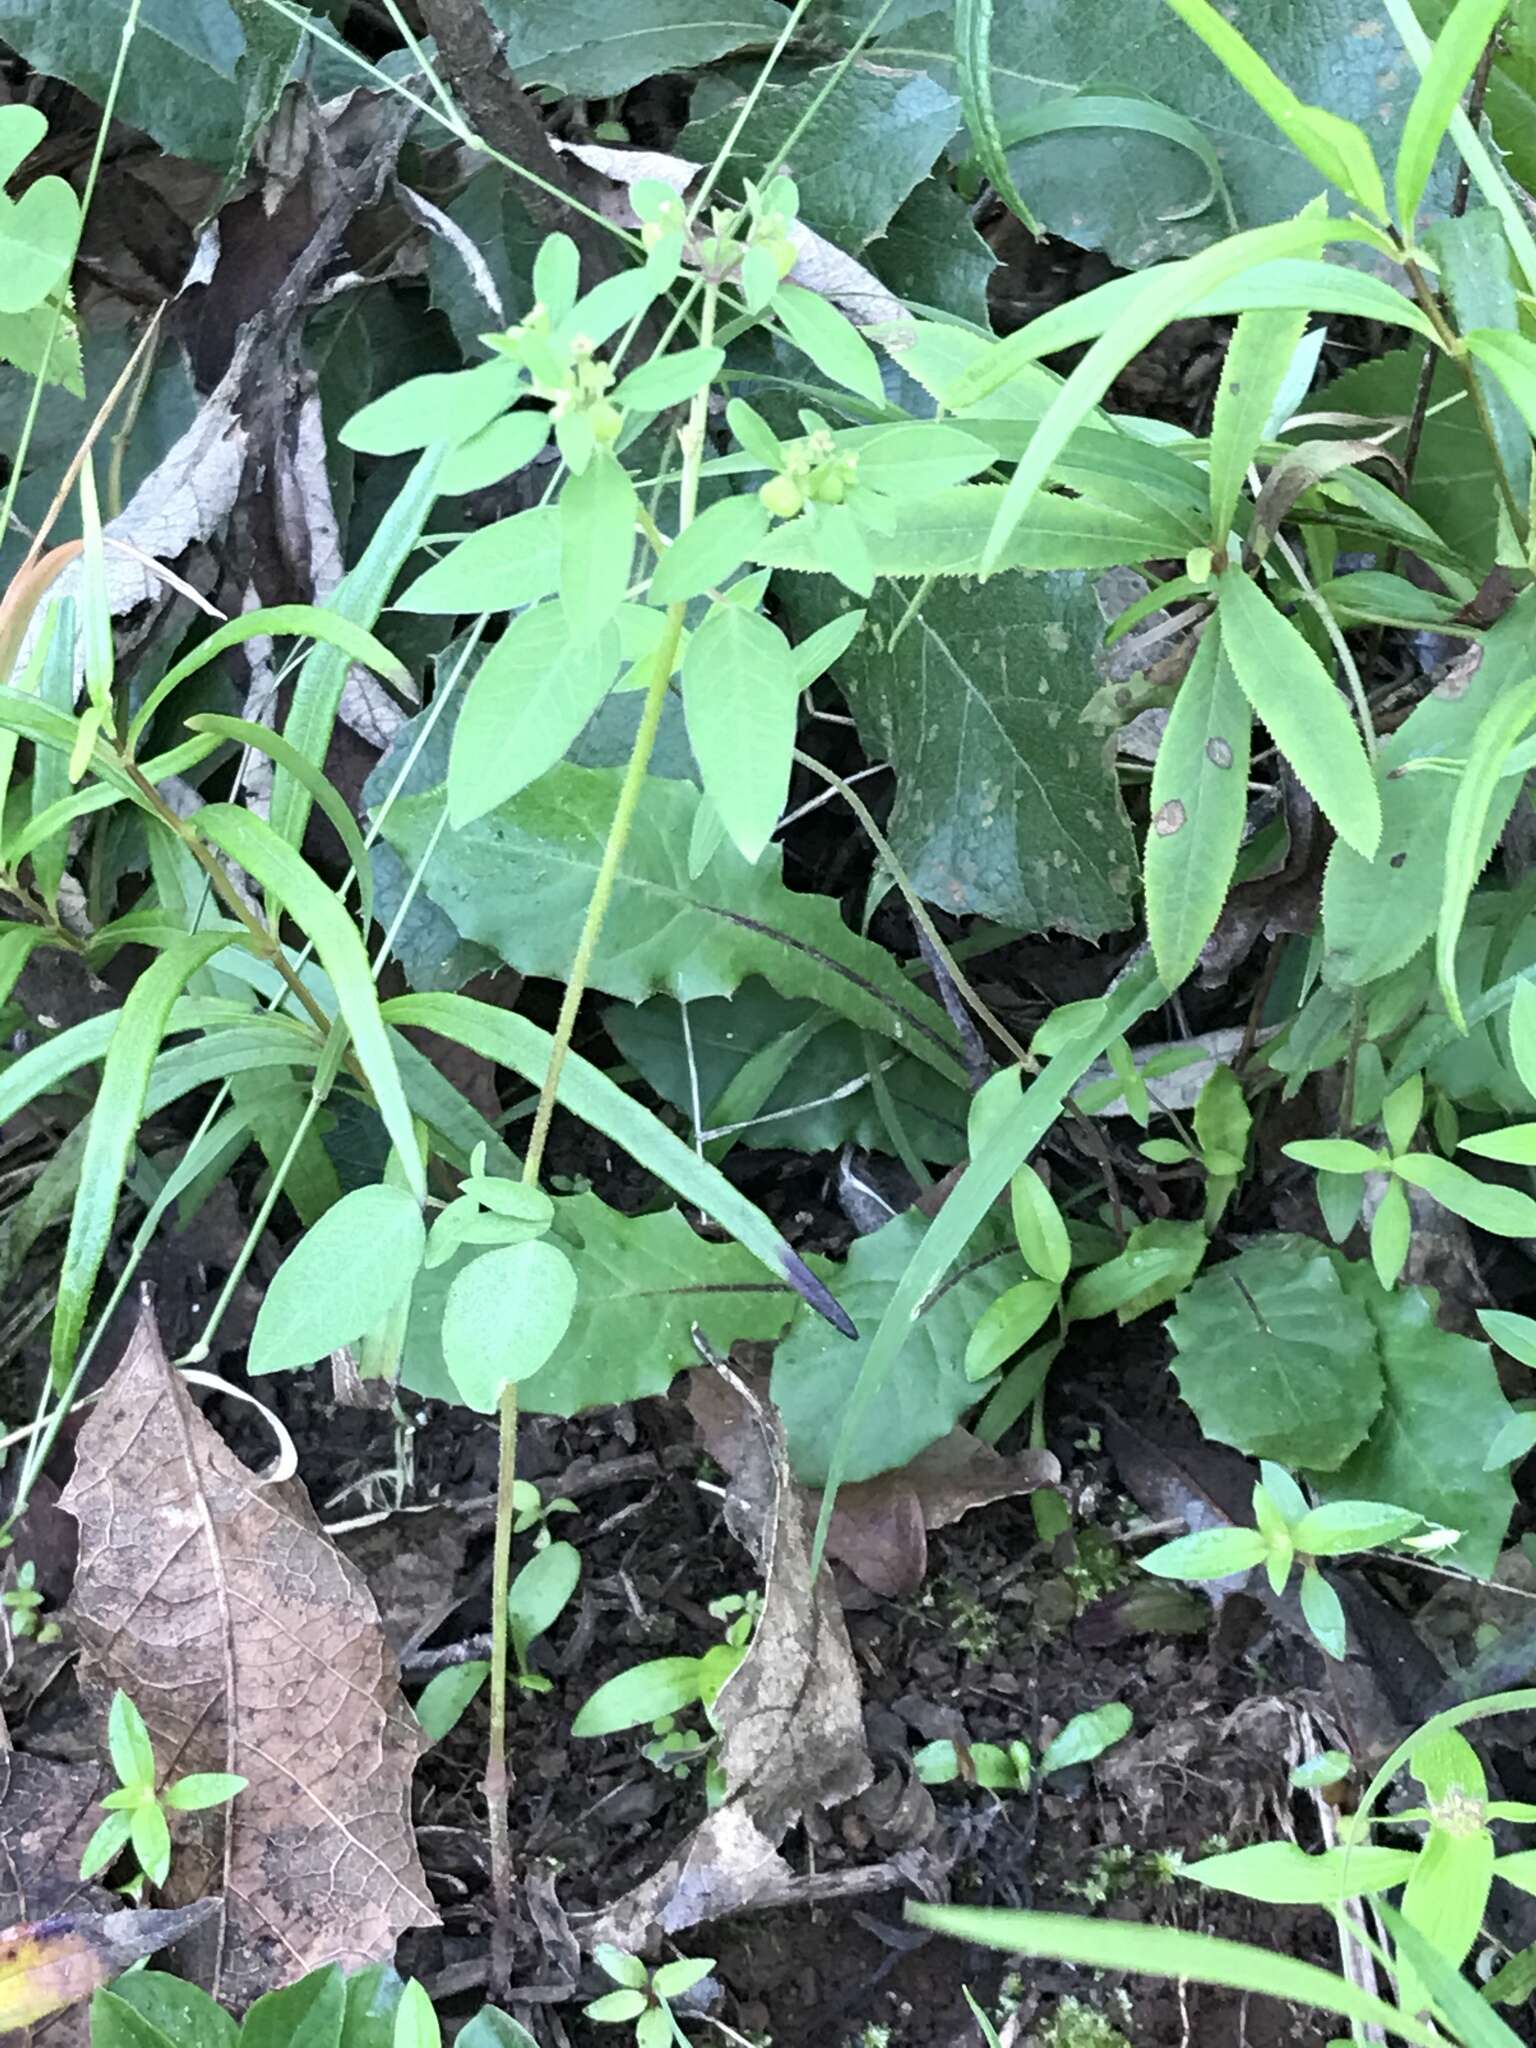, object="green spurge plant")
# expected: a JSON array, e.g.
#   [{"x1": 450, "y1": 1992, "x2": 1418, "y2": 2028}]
[{"x1": 9, "y1": 0, "x2": 1536, "y2": 2032}]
